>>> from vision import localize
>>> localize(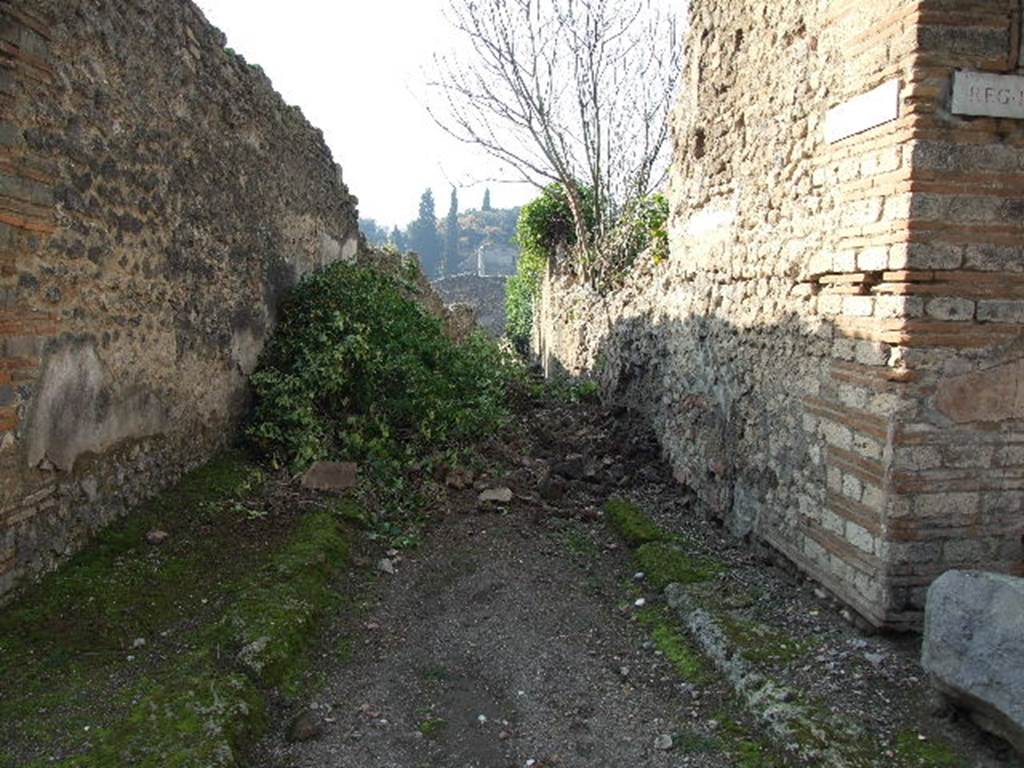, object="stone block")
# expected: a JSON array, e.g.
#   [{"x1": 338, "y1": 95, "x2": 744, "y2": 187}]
[
  {"x1": 922, "y1": 571, "x2": 1024, "y2": 754},
  {"x1": 300, "y1": 461, "x2": 358, "y2": 492}
]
